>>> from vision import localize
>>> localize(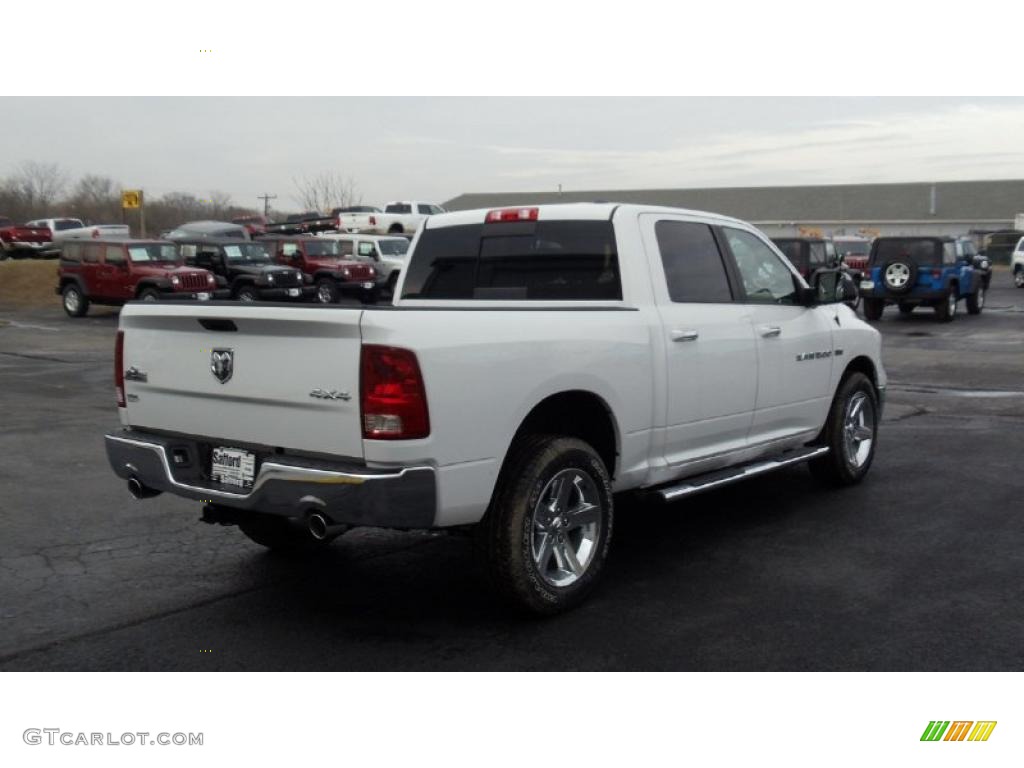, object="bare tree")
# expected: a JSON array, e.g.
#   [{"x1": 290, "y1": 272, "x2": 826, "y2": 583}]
[
  {"x1": 292, "y1": 172, "x2": 361, "y2": 213},
  {"x1": 207, "y1": 190, "x2": 233, "y2": 219},
  {"x1": 9, "y1": 161, "x2": 69, "y2": 211},
  {"x1": 66, "y1": 174, "x2": 121, "y2": 223}
]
